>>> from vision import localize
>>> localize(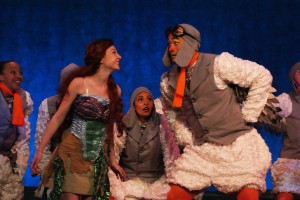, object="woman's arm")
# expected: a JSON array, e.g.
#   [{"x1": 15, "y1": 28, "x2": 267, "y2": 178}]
[
  {"x1": 109, "y1": 145, "x2": 126, "y2": 181},
  {"x1": 31, "y1": 78, "x2": 83, "y2": 174}
]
